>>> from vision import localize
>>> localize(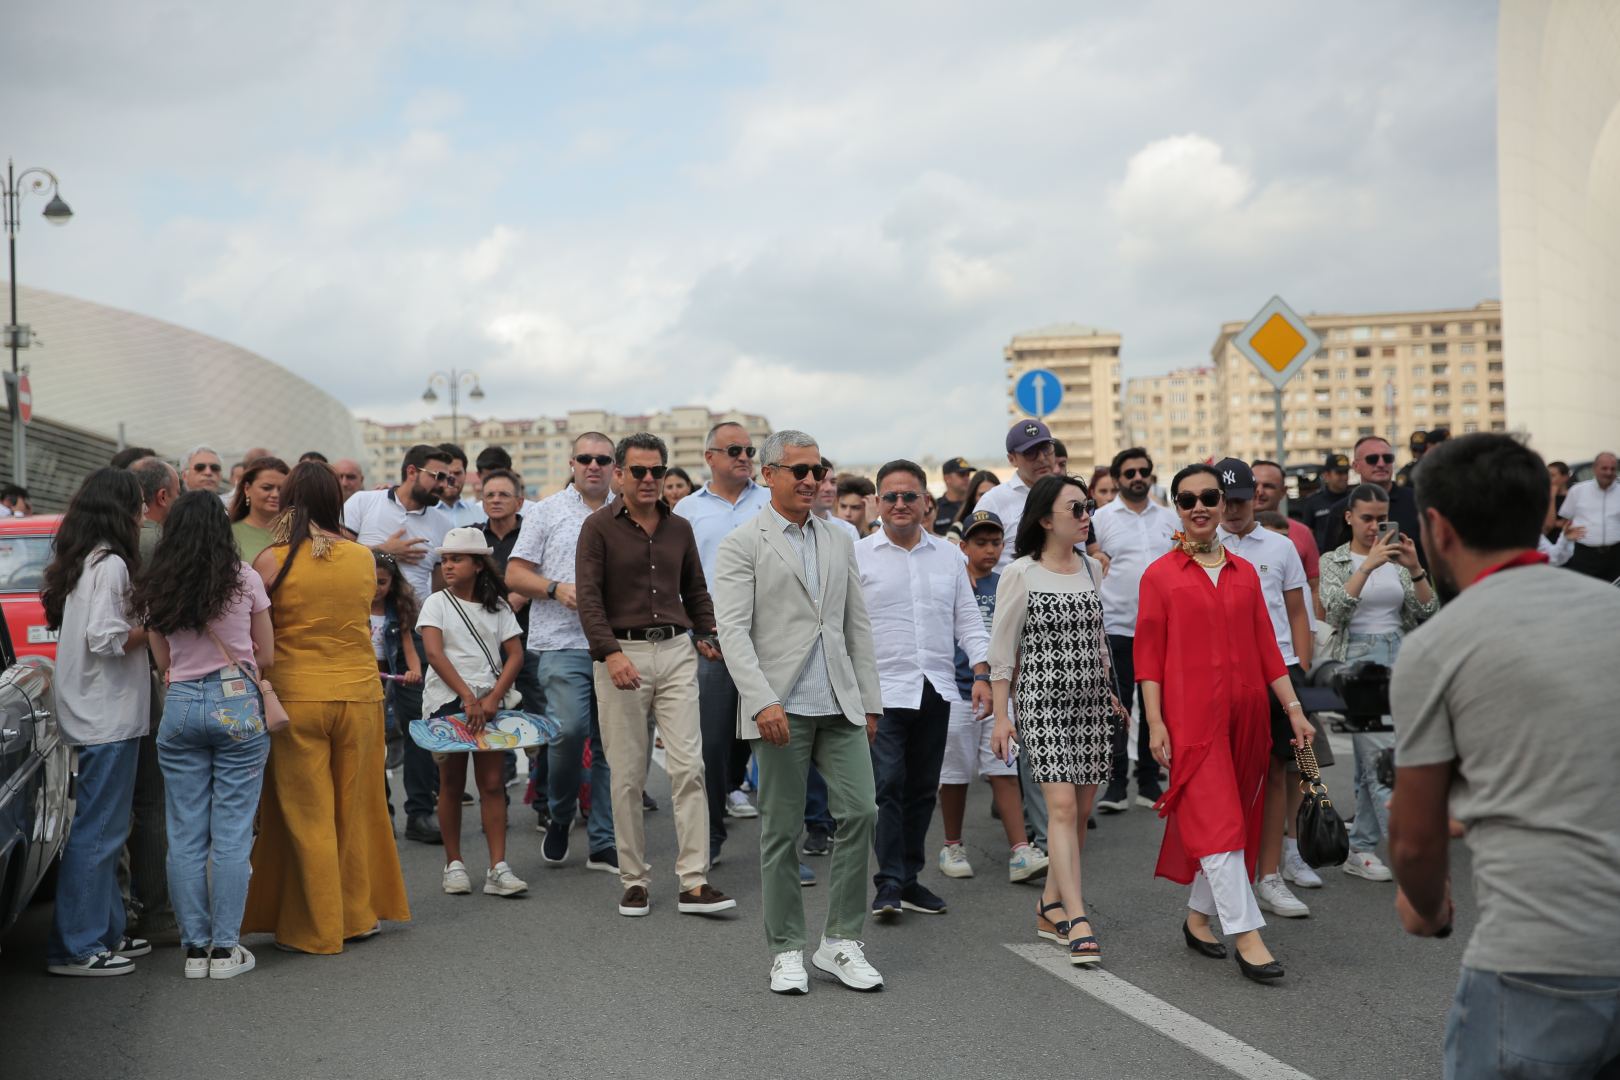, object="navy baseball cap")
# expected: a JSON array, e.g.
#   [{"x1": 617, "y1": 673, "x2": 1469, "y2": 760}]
[
  {"x1": 942, "y1": 456, "x2": 973, "y2": 476},
  {"x1": 1005, "y1": 419, "x2": 1052, "y2": 455},
  {"x1": 961, "y1": 509, "x2": 1004, "y2": 539},
  {"x1": 1321, "y1": 453, "x2": 1351, "y2": 472},
  {"x1": 1213, "y1": 457, "x2": 1256, "y2": 500}
]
